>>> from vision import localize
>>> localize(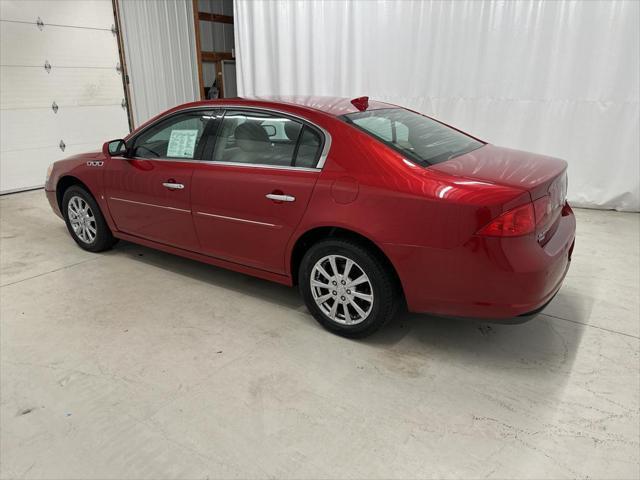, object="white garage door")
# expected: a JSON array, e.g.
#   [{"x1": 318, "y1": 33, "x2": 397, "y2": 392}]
[{"x1": 0, "y1": 0, "x2": 130, "y2": 193}]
